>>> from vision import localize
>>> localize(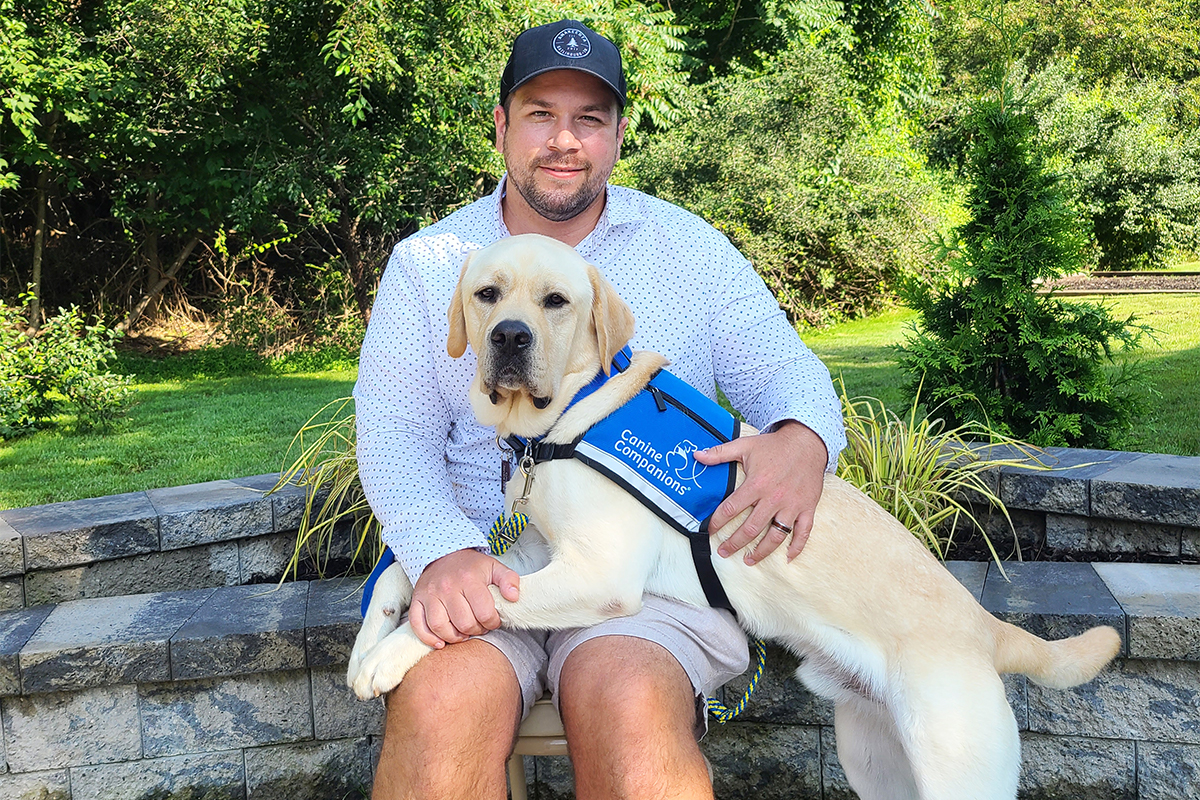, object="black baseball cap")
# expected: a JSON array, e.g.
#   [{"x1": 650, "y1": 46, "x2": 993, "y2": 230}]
[{"x1": 500, "y1": 20, "x2": 627, "y2": 109}]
